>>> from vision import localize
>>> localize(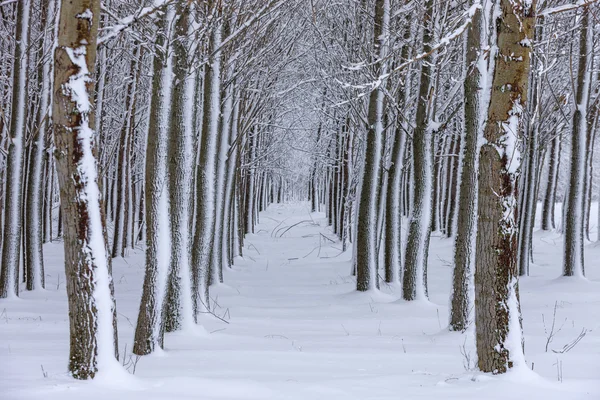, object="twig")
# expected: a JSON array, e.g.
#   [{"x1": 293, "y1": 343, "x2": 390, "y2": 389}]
[{"x1": 552, "y1": 328, "x2": 588, "y2": 353}]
